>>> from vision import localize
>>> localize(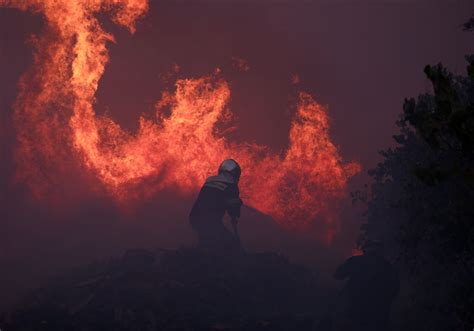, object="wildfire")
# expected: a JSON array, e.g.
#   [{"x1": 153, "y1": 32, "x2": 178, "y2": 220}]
[{"x1": 1, "y1": 0, "x2": 360, "y2": 242}]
